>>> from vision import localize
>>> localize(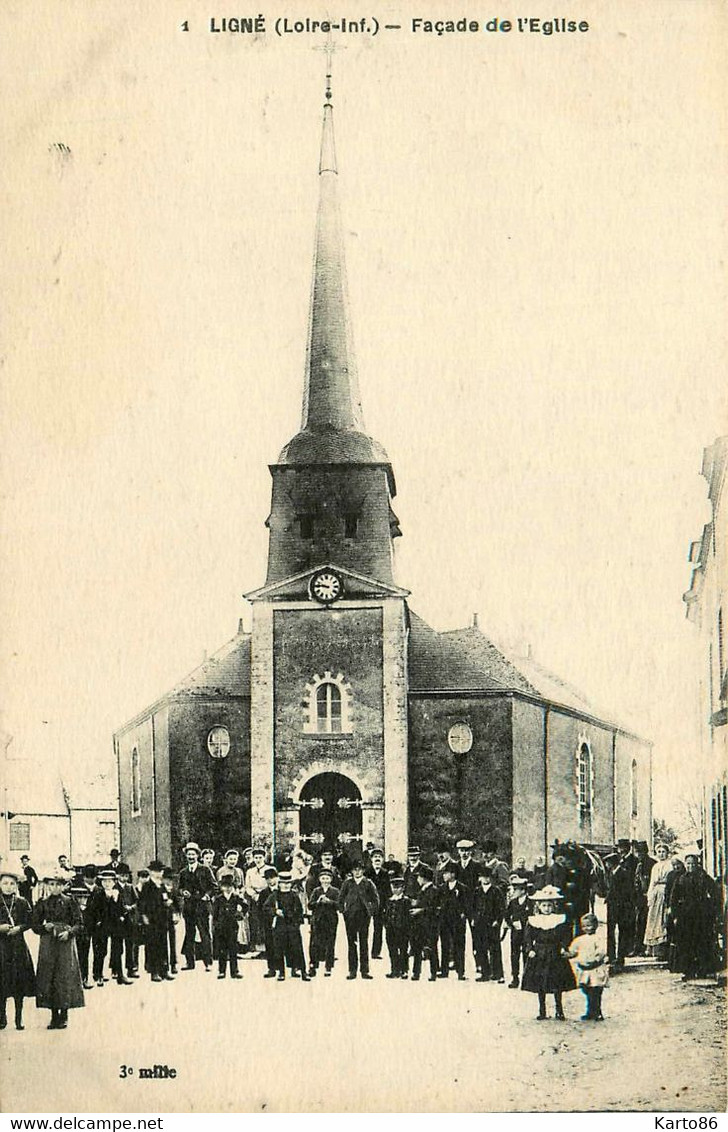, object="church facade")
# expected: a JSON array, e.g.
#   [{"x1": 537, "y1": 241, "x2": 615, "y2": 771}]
[{"x1": 115, "y1": 85, "x2": 652, "y2": 871}]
